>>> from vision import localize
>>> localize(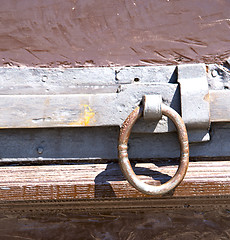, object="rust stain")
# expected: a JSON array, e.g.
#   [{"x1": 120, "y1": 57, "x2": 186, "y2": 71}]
[
  {"x1": 69, "y1": 104, "x2": 95, "y2": 126},
  {"x1": 118, "y1": 104, "x2": 189, "y2": 196}
]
